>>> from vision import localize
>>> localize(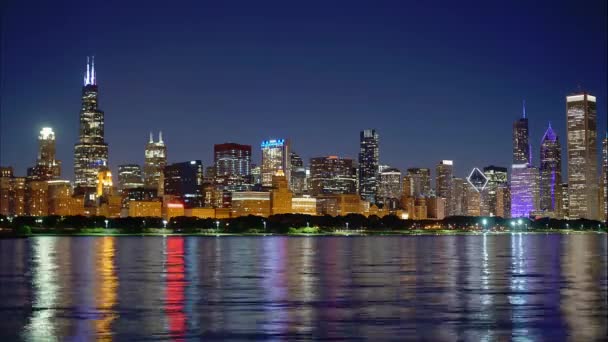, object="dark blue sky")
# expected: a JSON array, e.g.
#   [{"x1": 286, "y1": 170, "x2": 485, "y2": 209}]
[{"x1": 1, "y1": 0, "x2": 606, "y2": 179}]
